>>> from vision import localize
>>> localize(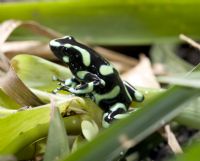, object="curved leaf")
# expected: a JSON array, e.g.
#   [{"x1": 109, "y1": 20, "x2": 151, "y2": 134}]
[{"x1": 11, "y1": 54, "x2": 71, "y2": 91}]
